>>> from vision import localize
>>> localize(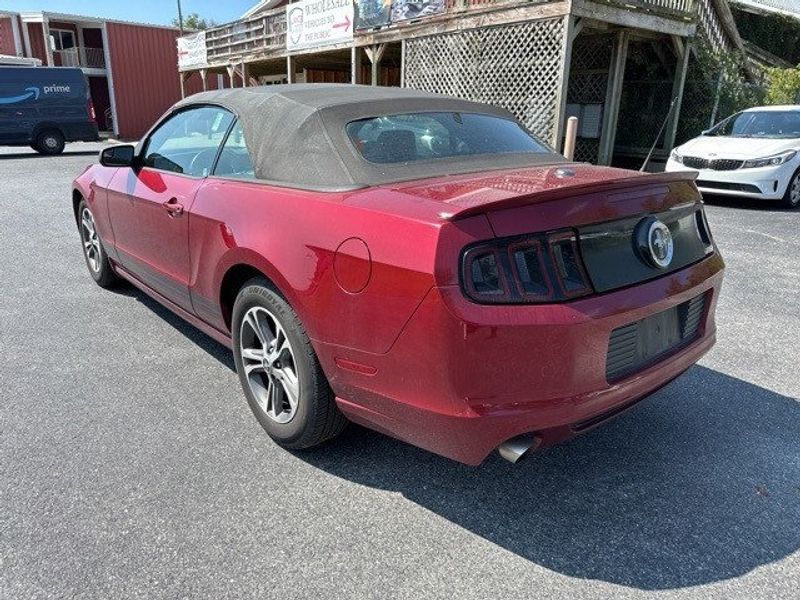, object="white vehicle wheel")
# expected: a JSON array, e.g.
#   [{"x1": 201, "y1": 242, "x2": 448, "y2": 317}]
[{"x1": 783, "y1": 169, "x2": 800, "y2": 209}]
